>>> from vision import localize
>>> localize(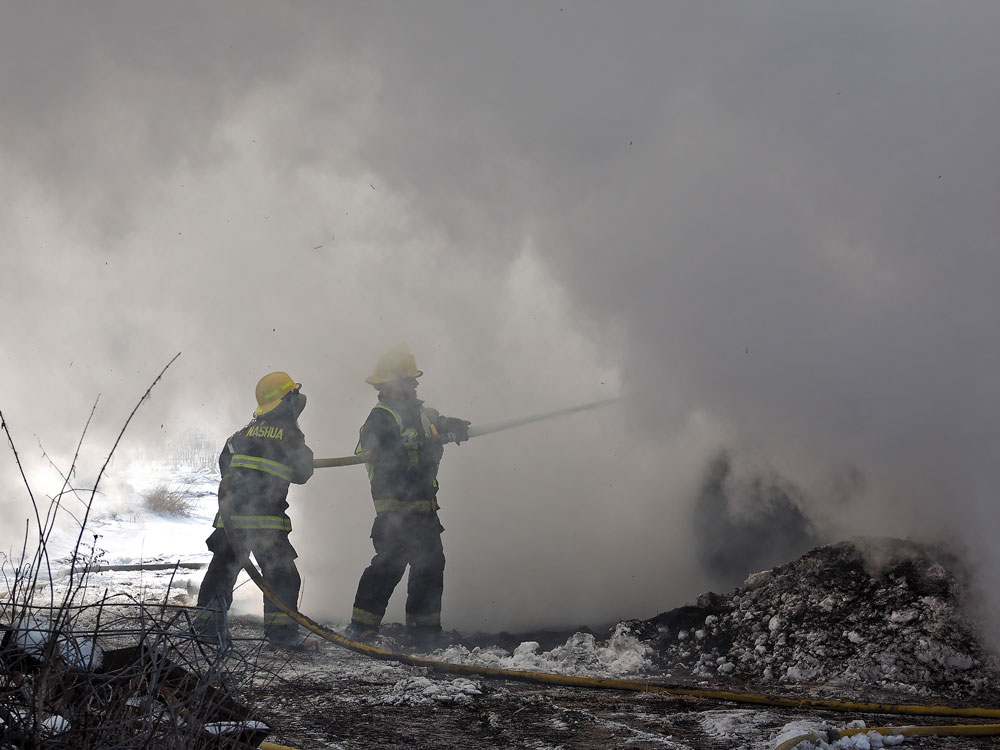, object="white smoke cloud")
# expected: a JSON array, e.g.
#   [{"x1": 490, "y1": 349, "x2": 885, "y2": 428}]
[{"x1": 3, "y1": 2, "x2": 998, "y2": 632}]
